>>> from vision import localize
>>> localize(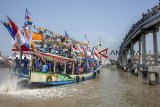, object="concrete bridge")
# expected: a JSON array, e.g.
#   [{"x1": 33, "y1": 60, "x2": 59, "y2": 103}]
[{"x1": 117, "y1": 3, "x2": 160, "y2": 85}]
